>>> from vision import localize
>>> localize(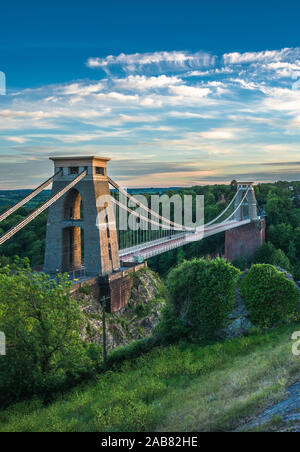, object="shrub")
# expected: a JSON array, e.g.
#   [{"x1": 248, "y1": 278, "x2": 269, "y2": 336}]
[
  {"x1": 0, "y1": 261, "x2": 96, "y2": 407},
  {"x1": 158, "y1": 258, "x2": 240, "y2": 342},
  {"x1": 78, "y1": 284, "x2": 93, "y2": 296},
  {"x1": 240, "y1": 264, "x2": 299, "y2": 328}
]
